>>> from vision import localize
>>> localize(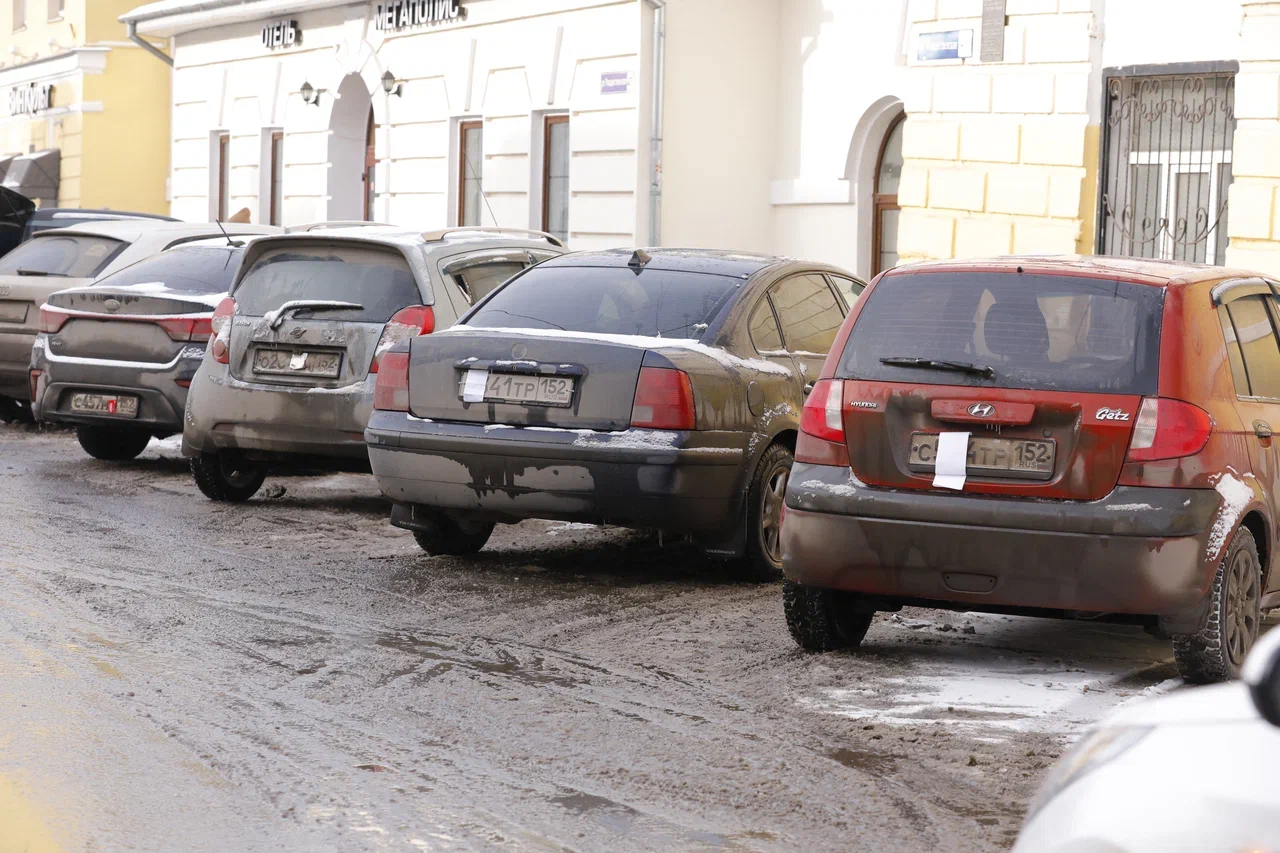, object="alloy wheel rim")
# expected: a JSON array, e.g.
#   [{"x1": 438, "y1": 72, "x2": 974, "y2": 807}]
[
  {"x1": 1226, "y1": 547, "x2": 1260, "y2": 667},
  {"x1": 760, "y1": 464, "x2": 789, "y2": 564}
]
